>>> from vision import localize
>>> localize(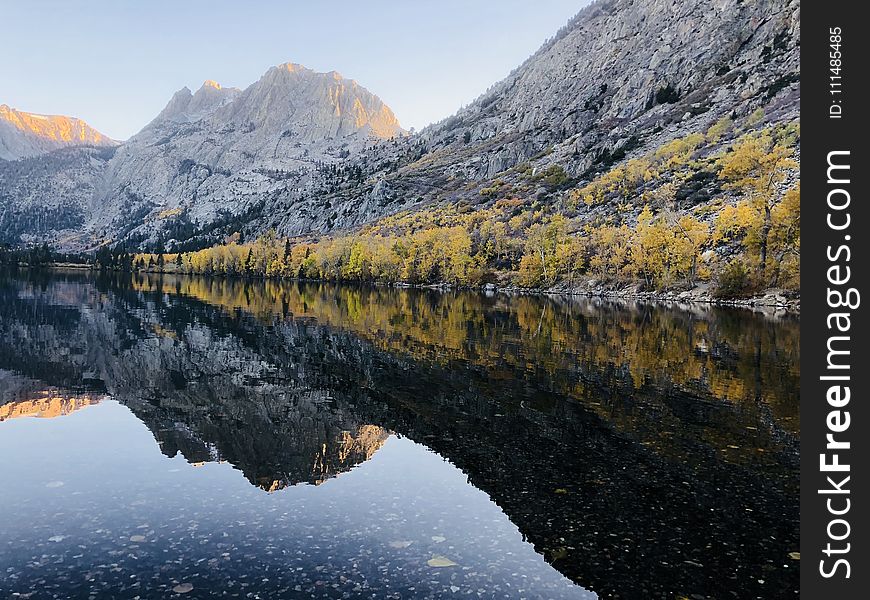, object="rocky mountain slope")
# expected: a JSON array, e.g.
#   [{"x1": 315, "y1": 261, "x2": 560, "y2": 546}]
[
  {"x1": 0, "y1": 0, "x2": 799, "y2": 253},
  {"x1": 0, "y1": 104, "x2": 117, "y2": 161},
  {"x1": 417, "y1": 0, "x2": 799, "y2": 178},
  {"x1": 0, "y1": 146, "x2": 116, "y2": 245},
  {"x1": 337, "y1": 0, "x2": 799, "y2": 240}
]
